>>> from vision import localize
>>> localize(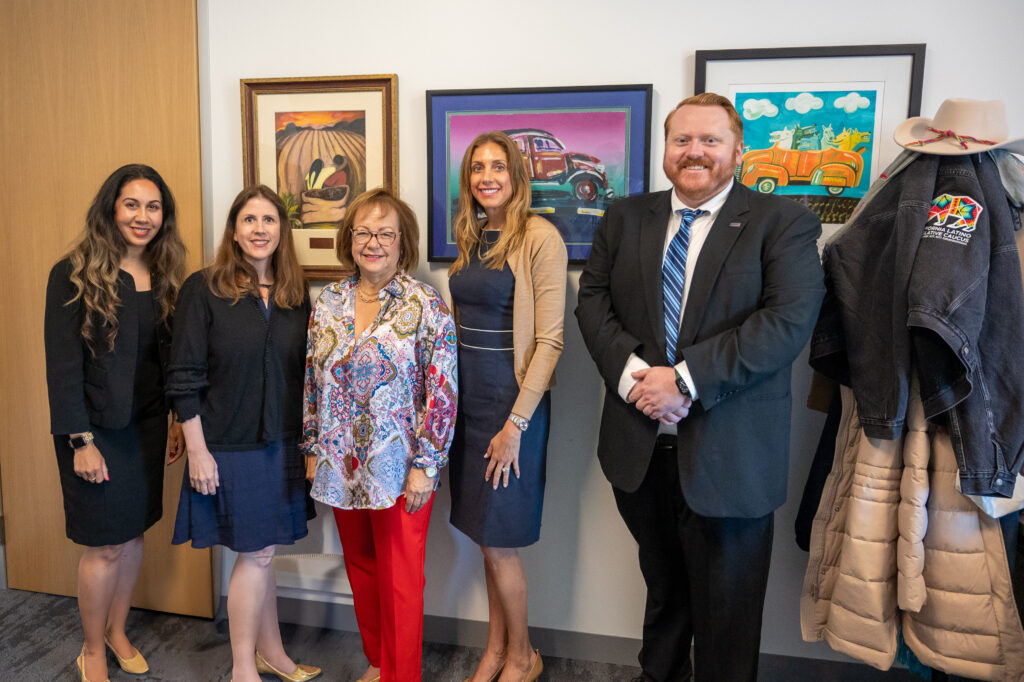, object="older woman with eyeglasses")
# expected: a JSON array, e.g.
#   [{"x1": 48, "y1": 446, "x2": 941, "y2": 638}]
[{"x1": 303, "y1": 188, "x2": 458, "y2": 682}]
